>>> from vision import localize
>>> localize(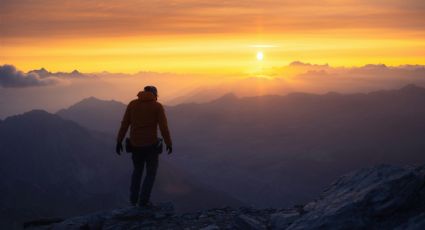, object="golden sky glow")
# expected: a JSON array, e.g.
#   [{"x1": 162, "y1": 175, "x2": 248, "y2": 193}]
[{"x1": 1, "y1": 0, "x2": 425, "y2": 73}]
